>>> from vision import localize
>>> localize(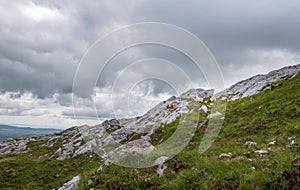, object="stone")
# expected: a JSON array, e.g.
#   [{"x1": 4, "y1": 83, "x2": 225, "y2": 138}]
[{"x1": 57, "y1": 176, "x2": 80, "y2": 190}]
